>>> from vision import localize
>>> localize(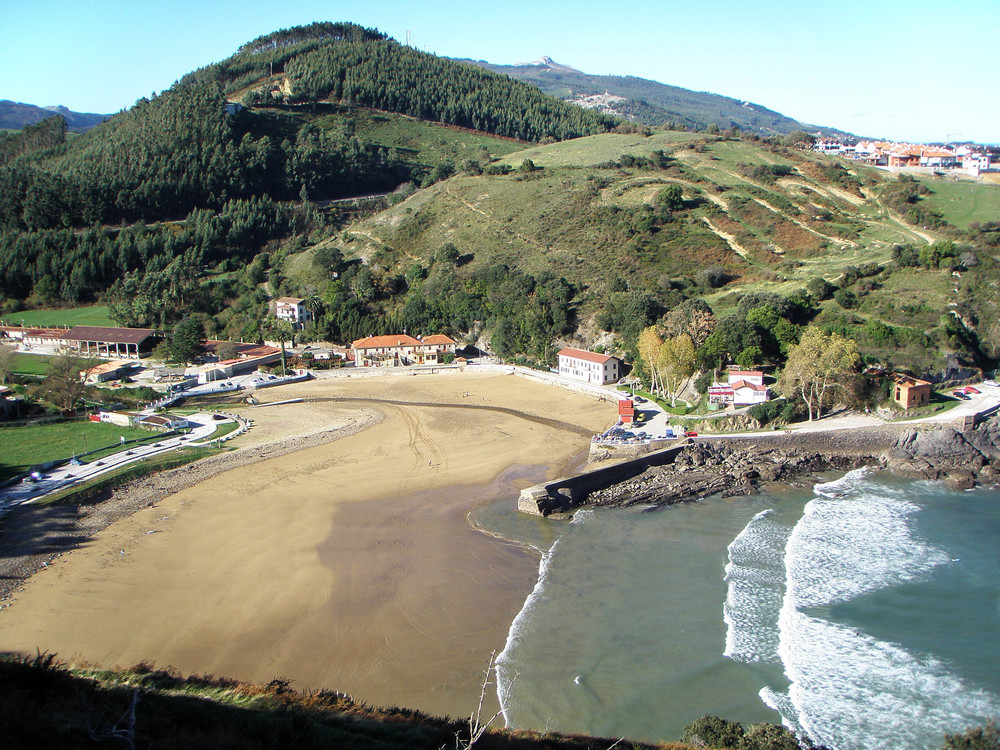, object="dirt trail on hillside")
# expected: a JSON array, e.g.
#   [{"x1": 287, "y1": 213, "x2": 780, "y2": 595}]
[{"x1": 701, "y1": 217, "x2": 750, "y2": 259}]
